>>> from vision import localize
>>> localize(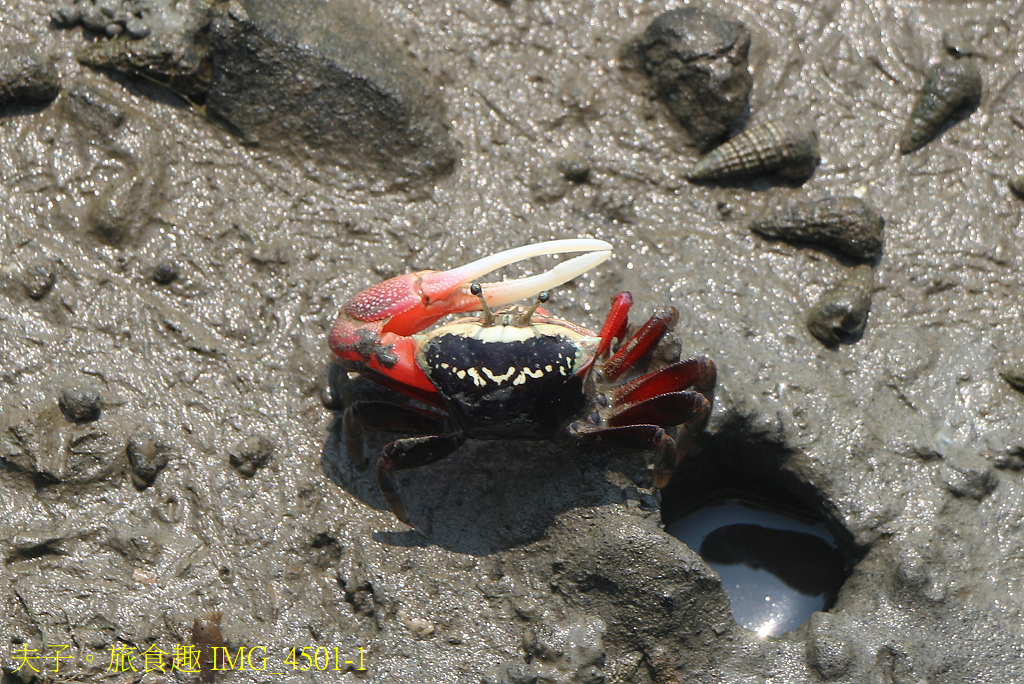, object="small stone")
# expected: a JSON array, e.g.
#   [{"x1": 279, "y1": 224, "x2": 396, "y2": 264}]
[
  {"x1": 627, "y1": 7, "x2": 752, "y2": 151},
  {"x1": 229, "y1": 435, "x2": 274, "y2": 477},
  {"x1": 59, "y1": 387, "x2": 102, "y2": 423},
  {"x1": 0, "y1": 44, "x2": 60, "y2": 107},
  {"x1": 152, "y1": 261, "x2": 179, "y2": 285},
  {"x1": 22, "y1": 260, "x2": 56, "y2": 299},
  {"x1": 127, "y1": 432, "x2": 172, "y2": 487},
  {"x1": 806, "y1": 265, "x2": 874, "y2": 346}
]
